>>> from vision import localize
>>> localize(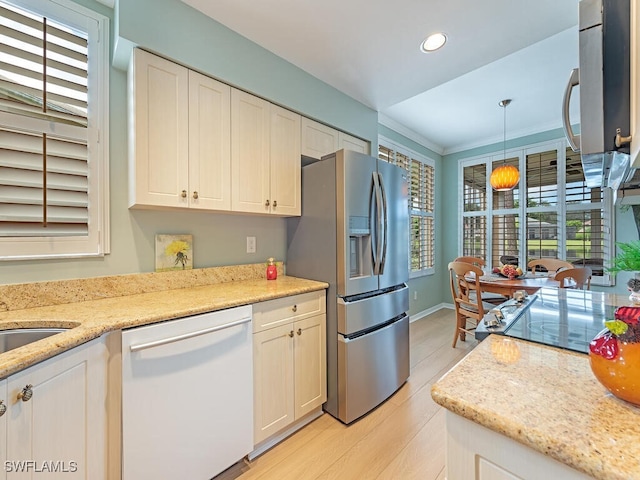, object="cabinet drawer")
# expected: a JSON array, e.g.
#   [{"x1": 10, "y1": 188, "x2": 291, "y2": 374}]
[{"x1": 253, "y1": 290, "x2": 326, "y2": 333}]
